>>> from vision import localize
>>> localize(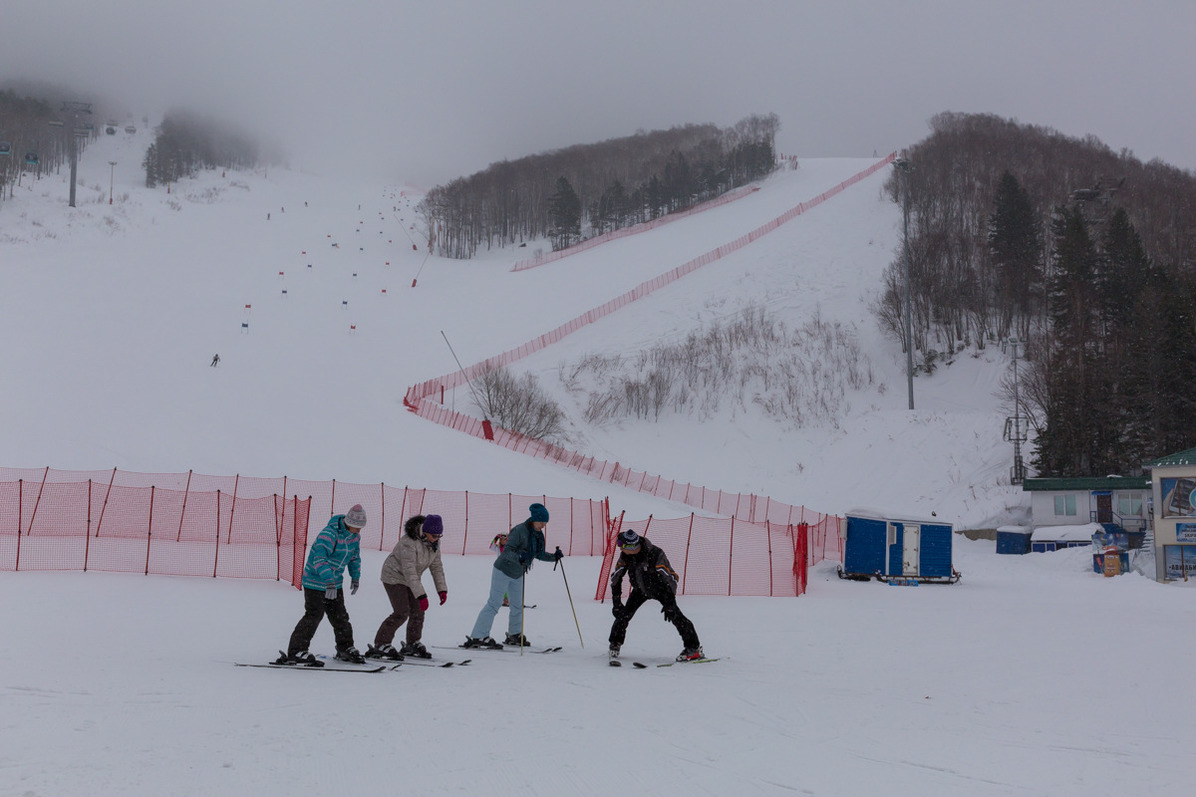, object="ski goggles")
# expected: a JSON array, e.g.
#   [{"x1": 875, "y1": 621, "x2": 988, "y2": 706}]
[{"x1": 619, "y1": 539, "x2": 641, "y2": 553}]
